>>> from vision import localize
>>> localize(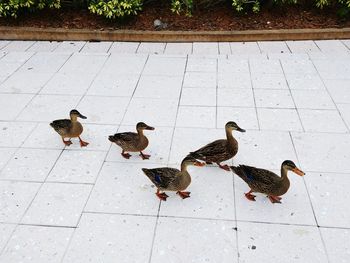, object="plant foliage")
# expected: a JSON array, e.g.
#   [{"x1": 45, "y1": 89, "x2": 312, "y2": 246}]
[
  {"x1": 0, "y1": 0, "x2": 60, "y2": 17},
  {"x1": 87, "y1": 0, "x2": 143, "y2": 19}
]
